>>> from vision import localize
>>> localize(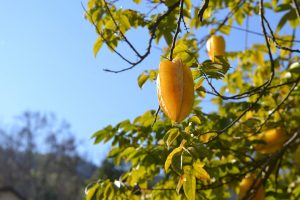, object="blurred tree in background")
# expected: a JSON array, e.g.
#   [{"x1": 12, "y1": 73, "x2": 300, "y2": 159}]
[
  {"x1": 85, "y1": 0, "x2": 300, "y2": 199},
  {"x1": 0, "y1": 112, "x2": 119, "y2": 200}
]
